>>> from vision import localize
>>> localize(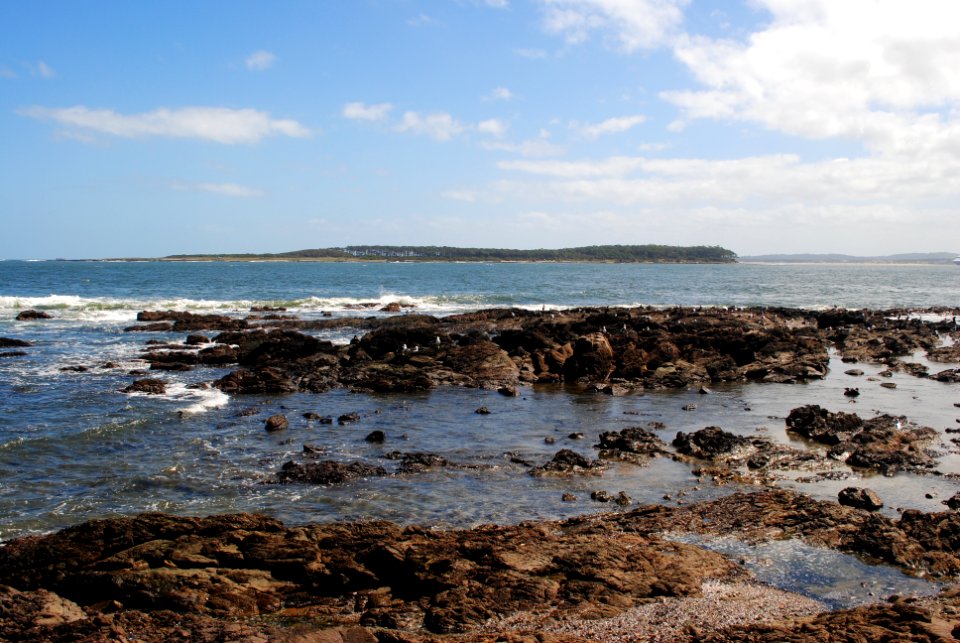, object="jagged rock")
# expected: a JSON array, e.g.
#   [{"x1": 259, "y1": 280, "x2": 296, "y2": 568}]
[
  {"x1": 785, "y1": 405, "x2": 863, "y2": 445},
  {"x1": 838, "y1": 487, "x2": 884, "y2": 511},
  {"x1": 0, "y1": 510, "x2": 739, "y2": 637},
  {"x1": 945, "y1": 493, "x2": 960, "y2": 511},
  {"x1": 530, "y1": 449, "x2": 604, "y2": 477},
  {"x1": 121, "y1": 378, "x2": 167, "y2": 395},
  {"x1": 596, "y1": 427, "x2": 668, "y2": 461},
  {"x1": 673, "y1": 427, "x2": 753, "y2": 460},
  {"x1": 214, "y1": 368, "x2": 297, "y2": 394}
]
